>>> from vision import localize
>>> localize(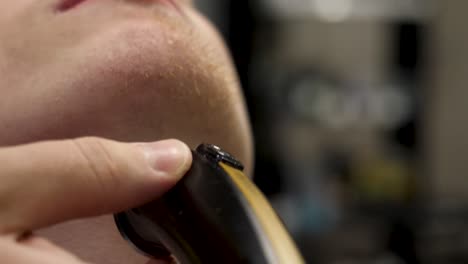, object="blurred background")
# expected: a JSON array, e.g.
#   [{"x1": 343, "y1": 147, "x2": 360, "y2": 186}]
[{"x1": 195, "y1": 1, "x2": 467, "y2": 263}]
